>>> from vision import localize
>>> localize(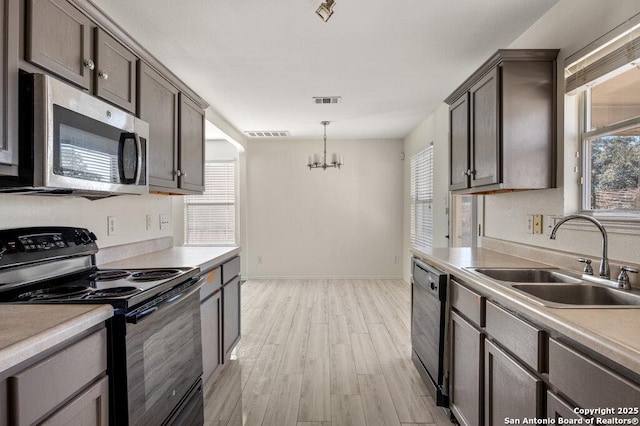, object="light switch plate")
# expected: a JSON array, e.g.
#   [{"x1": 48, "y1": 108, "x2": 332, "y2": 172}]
[
  {"x1": 159, "y1": 214, "x2": 170, "y2": 230},
  {"x1": 107, "y1": 216, "x2": 117, "y2": 236},
  {"x1": 533, "y1": 214, "x2": 543, "y2": 234}
]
